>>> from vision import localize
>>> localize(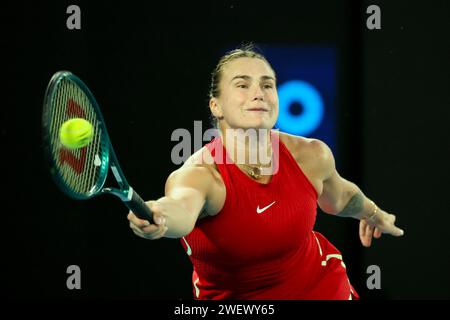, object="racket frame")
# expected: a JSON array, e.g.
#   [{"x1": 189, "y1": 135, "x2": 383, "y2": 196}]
[{"x1": 42, "y1": 71, "x2": 153, "y2": 222}]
